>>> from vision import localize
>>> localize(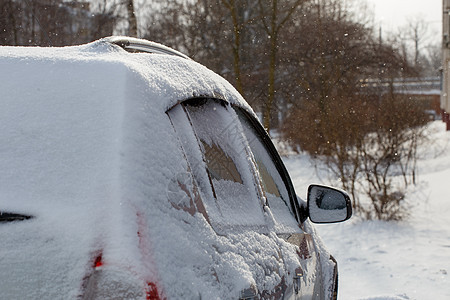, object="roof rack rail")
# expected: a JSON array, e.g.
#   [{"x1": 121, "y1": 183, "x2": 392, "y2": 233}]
[{"x1": 103, "y1": 36, "x2": 190, "y2": 60}]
